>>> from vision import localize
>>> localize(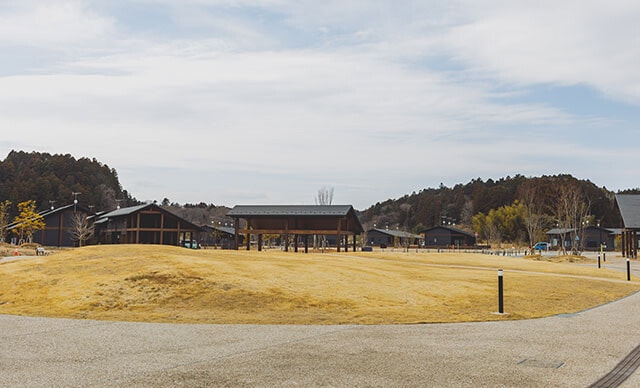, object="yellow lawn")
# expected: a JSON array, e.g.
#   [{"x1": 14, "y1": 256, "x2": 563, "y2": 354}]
[{"x1": 0, "y1": 245, "x2": 637, "y2": 324}]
